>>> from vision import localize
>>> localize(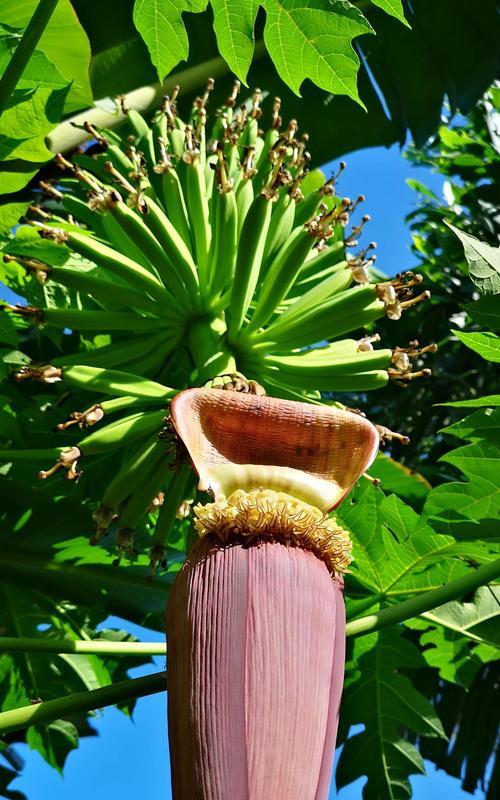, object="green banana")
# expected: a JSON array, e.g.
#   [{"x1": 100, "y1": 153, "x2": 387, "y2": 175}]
[
  {"x1": 139, "y1": 195, "x2": 199, "y2": 297},
  {"x1": 52, "y1": 331, "x2": 170, "y2": 369},
  {"x1": 62, "y1": 364, "x2": 175, "y2": 401},
  {"x1": 263, "y1": 367, "x2": 389, "y2": 392},
  {"x1": 246, "y1": 225, "x2": 316, "y2": 333},
  {"x1": 207, "y1": 147, "x2": 238, "y2": 298},
  {"x1": 116, "y1": 450, "x2": 169, "y2": 532},
  {"x1": 272, "y1": 266, "x2": 354, "y2": 329},
  {"x1": 106, "y1": 199, "x2": 190, "y2": 301},
  {"x1": 262, "y1": 191, "x2": 296, "y2": 267},
  {"x1": 260, "y1": 284, "x2": 378, "y2": 341},
  {"x1": 184, "y1": 155, "x2": 211, "y2": 285},
  {"x1": 100, "y1": 396, "x2": 148, "y2": 415},
  {"x1": 99, "y1": 212, "x2": 156, "y2": 272},
  {"x1": 41, "y1": 308, "x2": 165, "y2": 333},
  {"x1": 229, "y1": 193, "x2": 273, "y2": 334},
  {"x1": 160, "y1": 167, "x2": 192, "y2": 251},
  {"x1": 78, "y1": 409, "x2": 166, "y2": 456},
  {"x1": 101, "y1": 437, "x2": 165, "y2": 513},
  {"x1": 150, "y1": 464, "x2": 193, "y2": 548},
  {"x1": 235, "y1": 177, "x2": 254, "y2": 236},
  {"x1": 263, "y1": 347, "x2": 392, "y2": 376},
  {"x1": 46, "y1": 266, "x2": 160, "y2": 315},
  {"x1": 66, "y1": 230, "x2": 169, "y2": 304}
]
